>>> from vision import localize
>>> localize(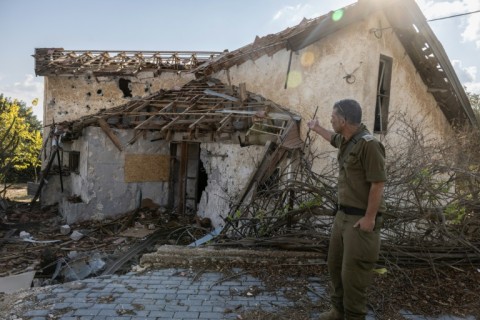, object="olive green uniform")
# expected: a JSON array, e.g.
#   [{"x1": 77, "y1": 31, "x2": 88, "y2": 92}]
[{"x1": 328, "y1": 124, "x2": 386, "y2": 320}]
